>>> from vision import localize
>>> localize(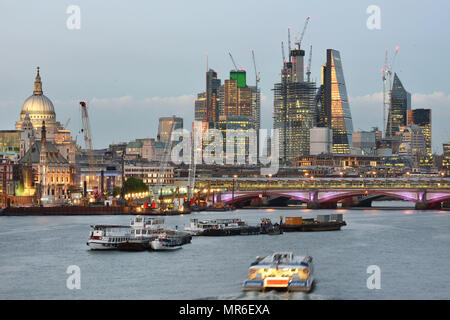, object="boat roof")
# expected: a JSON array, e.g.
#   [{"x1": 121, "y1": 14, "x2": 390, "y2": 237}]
[
  {"x1": 249, "y1": 252, "x2": 312, "y2": 269},
  {"x1": 91, "y1": 225, "x2": 130, "y2": 229}
]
